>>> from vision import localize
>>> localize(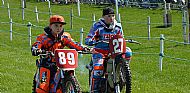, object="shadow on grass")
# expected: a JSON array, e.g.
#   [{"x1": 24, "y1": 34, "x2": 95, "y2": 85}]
[
  {"x1": 155, "y1": 25, "x2": 172, "y2": 28},
  {"x1": 155, "y1": 25, "x2": 167, "y2": 28}
]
